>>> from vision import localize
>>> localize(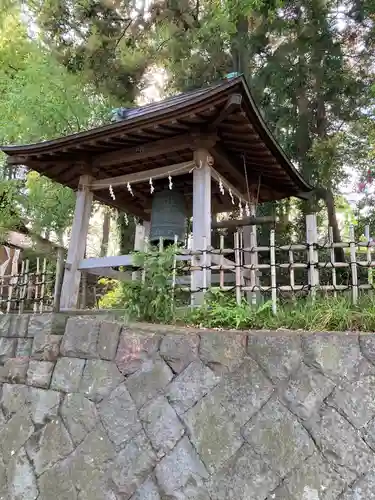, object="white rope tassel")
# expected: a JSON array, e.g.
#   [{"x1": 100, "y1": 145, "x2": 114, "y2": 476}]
[
  {"x1": 149, "y1": 177, "x2": 154, "y2": 194},
  {"x1": 109, "y1": 185, "x2": 115, "y2": 200},
  {"x1": 219, "y1": 177, "x2": 225, "y2": 195},
  {"x1": 229, "y1": 188, "x2": 235, "y2": 205},
  {"x1": 245, "y1": 202, "x2": 250, "y2": 217},
  {"x1": 124, "y1": 213, "x2": 129, "y2": 225},
  {"x1": 127, "y1": 182, "x2": 134, "y2": 196},
  {"x1": 168, "y1": 174, "x2": 173, "y2": 190}
]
